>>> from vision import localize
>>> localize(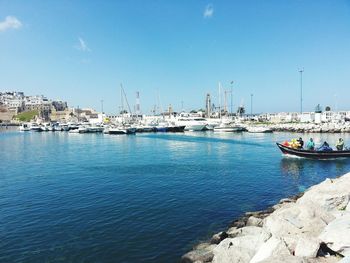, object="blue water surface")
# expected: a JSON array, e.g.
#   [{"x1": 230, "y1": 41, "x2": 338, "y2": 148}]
[{"x1": 1, "y1": 130, "x2": 350, "y2": 263}]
